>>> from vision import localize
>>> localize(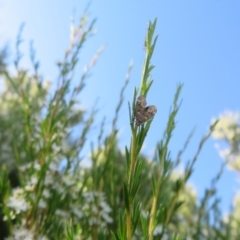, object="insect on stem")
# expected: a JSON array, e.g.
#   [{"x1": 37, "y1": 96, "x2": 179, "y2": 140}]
[{"x1": 135, "y1": 96, "x2": 157, "y2": 126}]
